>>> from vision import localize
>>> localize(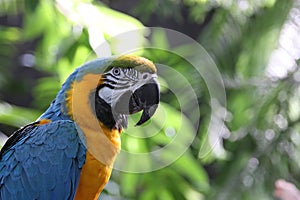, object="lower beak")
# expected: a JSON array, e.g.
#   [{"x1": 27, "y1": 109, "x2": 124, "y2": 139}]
[{"x1": 114, "y1": 78, "x2": 160, "y2": 126}]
